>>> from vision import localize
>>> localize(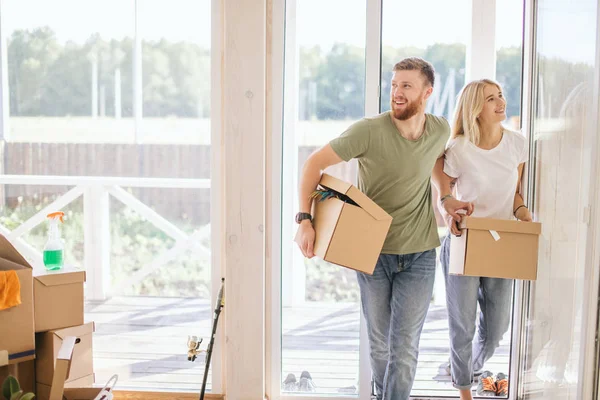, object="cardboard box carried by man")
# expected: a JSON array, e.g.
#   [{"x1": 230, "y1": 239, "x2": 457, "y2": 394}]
[{"x1": 301, "y1": 173, "x2": 393, "y2": 275}]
